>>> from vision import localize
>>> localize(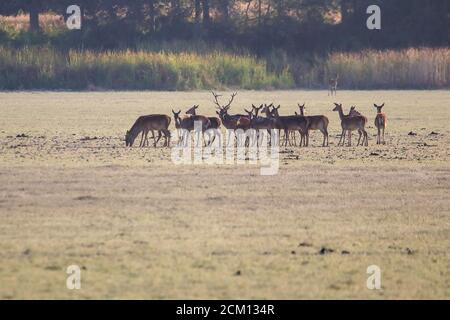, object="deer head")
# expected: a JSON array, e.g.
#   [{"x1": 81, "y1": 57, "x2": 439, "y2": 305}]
[
  {"x1": 298, "y1": 103, "x2": 306, "y2": 116},
  {"x1": 332, "y1": 103, "x2": 343, "y2": 112},
  {"x1": 172, "y1": 109, "x2": 182, "y2": 126},
  {"x1": 125, "y1": 130, "x2": 132, "y2": 147},
  {"x1": 349, "y1": 106, "x2": 362, "y2": 117},
  {"x1": 252, "y1": 104, "x2": 263, "y2": 117},
  {"x1": 374, "y1": 103, "x2": 385, "y2": 113},
  {"x1": 185, "y1": 105, "x2": 199, "y2": 116},
  {"x1": 270, "y1": 105, "x2": 281, "y2": 118}
]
